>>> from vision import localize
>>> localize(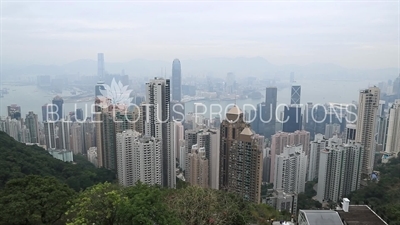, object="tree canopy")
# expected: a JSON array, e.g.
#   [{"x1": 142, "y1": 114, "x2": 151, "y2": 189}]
[
  {"x1": 0, "y1": 131, "x2": 287, "y2": 224},
  {"x1": 350, "y1": 157, "x2": 400, "y2": 224}
]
